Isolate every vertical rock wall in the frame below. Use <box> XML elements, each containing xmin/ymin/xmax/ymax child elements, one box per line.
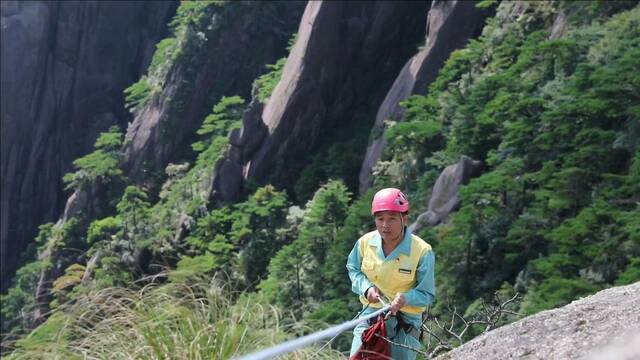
<box><xmin>359</xmin><ymin>0</ymin><xmax>492</xmax><ymax>192</ymax></box>
<box><xmin>0</xmin><ymin>1</ymin><xmax>176</xmax><ymax>291</ymax></box>
<box><xmin>16</xmin><ymin>1</ymin><xmax>306</xmax><ymax>322</ymax></box>
<box><xmin>122</xmin><ymin>1</ymin><xmax>307</xmax><ymax>183</ymax></box>
<box><xmin>213</xmin><ymin>0</ymin><xmax>431</xmax><ymax>202</ymax></box>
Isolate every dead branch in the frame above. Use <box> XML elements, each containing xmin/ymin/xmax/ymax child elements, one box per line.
<box><xmin>420</xmin><ymin>291</ymin><xmax>522</xmax><ymax>358</ymax></box>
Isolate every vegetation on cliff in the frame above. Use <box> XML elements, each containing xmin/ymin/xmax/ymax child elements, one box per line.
<box><xmin>2</xmin><ymin>1</ymin><xmax>639</xmax><ymax>358</ymax></box>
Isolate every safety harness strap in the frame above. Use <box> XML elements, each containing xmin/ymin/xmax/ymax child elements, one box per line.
<box><xmin>394</xmin><ymin>314</ymin><xmax>422</xmax><ymax>341</ymax></box>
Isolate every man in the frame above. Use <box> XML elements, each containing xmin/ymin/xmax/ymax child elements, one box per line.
<box><xmin>347</xmin><ymin>188</ymin><xmax>436</xmax><ymax>359</ymax></box>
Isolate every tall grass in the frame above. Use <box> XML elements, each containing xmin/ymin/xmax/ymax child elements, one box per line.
<box><xmin>8</xmin><ymin>276</ymin><xmax>344</xmax><ymax>359</ymax></box>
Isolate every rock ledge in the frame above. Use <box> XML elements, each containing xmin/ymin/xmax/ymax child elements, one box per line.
<box><xmin>438</xmin><ymin>282</ymin><xmax>640</xmax><ymax>360</ymax></box>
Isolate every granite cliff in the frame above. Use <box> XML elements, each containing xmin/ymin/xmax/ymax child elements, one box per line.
<box><xmin>438</xmin><ymin>282</ymin><xmax>640</xmax><ymax>360</ymax></box>
<box><xmin>213</xmin><ymin>0</ymin><xmax>432</xmax><ymax>202</ymax></box>
<box><xmin>0</xmin><ymin>0</ymin><xmax>176</xmax><ymax>291</ymax></box>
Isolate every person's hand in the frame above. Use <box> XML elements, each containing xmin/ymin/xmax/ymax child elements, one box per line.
<box><xmin>389</xmin><ymin>293</ymin><xmax>406</xmax><ymax>315</ymax></box>
<box><xmin>366</xmin><ymin>286</ymin><xmax>381</xmax><ymax>304</ymax></box>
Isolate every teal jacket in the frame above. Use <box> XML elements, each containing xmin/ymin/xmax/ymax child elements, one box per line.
<box><xmin>346</xmin><ymin>229</ymin><xmax>436</xmax><ymax>316</ymax></box>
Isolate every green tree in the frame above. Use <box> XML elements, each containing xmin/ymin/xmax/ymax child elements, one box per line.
<box><xmin>93</xmin><ymin>256</ymin><xmax>132</xmax><ymax>289</ymax></box>
<box><xmin>1</xmin><ymin>260</ymin><xmax>50</xmax><ymax>340</ymax></box>
<box><xmin>191</xmin><ymin>96</ymin><xmax>245</xmax><ymax>153</ymax></box>
<box><xmin>259</xmin><ymin>241</ymin><xmax>306</xmax><ymax>309</ymax></box>
<box><xmin>62</xmin><ymin>126</ymin><xmax>124</xmax><ymax>191</ymax></box>
<box><xmin>298</xmin><ymin>181</ymin><xmax>352</xmax><ymax>300</ymax></box>
<box><xmin>235</xmin><ymin>185</ymin><xmax>289</xmax><ymax>287</ymax></box>
<box><xmin>51</xmin><ymin>264</ymin><xmax>86</xmax><ymax>306</ymax></box>
<box><xmin>116</xmin><ymin>186</ymin><xmax>150</xmax><ymax>238</ymax></box>
<box><xmin>260</xmin><ymin>180</ymin><xmax>352</xmax><ymax>312</ymax></box>
<box><xmin>86</xmin><ymin>216</ymin><xmax>123</xmax><ymax>246</ymax></box>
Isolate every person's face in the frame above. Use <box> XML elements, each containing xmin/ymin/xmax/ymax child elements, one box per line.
<box><xmin>374</xmin><ymin>211</ymin><xmax>406</xmax><ymax>242</ymax></box>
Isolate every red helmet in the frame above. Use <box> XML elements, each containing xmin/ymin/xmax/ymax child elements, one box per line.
<box><xmin>371</xmin><ymin>188</ymin><xmax>409</xmax><ymax>215</ymax></box>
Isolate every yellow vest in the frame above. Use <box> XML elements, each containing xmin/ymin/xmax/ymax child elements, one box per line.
<box><xmin>358</xmin><ymin>230</ymin><xmax>432</xmax><ymax>314</ymax></box>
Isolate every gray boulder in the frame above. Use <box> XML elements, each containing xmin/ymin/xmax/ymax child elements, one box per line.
<box><xmin>586</xmin><ymin>331</ymin><xmax>640</xmax><ymax>360</ymax></box>
<box><xmin>172</xmin><ymin>213</ymin><xmax>195</xmax><ymax>245</ymax></box>
<box><xmin>410</xmin><ymin>156</ymin><xmax>482</xmax><ymax>233</ymax></box>
<box><xmin>437</xmin><ymin>282</ymin><xmax>640</xmax><ymax>360</ymax></box>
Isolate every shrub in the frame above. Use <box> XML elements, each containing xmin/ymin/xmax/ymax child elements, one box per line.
<box><xmin>62</xmin><ymin>126</ymin><xmax>123</xmax><ymax>191</ymax></box>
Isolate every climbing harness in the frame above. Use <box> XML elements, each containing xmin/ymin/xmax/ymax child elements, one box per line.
<box><xmin>392</xmin><ymin>313</ymin><xmax>421</xmax><ymax>341</ymax></box>
<box><xmin>350</xmin><ymin>313</ymin><xmax>391</xmax><ymax>360</ymax></box>
<box><xmin>350</xmin><ymin>296</ymin><xmax>393</xmax><ymax>359</ymax></box>
<box><xmin>377</xmin><ymin>295</ymin><xmax>421</xmax><ymax>346</ymax></box>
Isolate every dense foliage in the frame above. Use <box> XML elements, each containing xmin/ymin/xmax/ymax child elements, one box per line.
<box><xmin>381</xmin><ymin>1</ymin><xmax>639</xmax><ymax>320</ymax></box>
<box><xmin>260</xmin><ymin>181</ymin><xmax>352</xmax><ymax>314</ymax></box>
<box><xmin>124</xmin><ymin>1</ymin><xmax>226</xmax><ymax>113</ymax></box>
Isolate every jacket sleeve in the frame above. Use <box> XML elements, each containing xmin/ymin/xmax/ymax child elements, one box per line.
<box><xmin>346</xmin><ymin>239</ymin><xmax>374</xmax><ymax>297</ymax></box>
<box><xmin>403</xmin><ymin>249</ymin><xmax>436</xmax><ymax>307</ymax></box>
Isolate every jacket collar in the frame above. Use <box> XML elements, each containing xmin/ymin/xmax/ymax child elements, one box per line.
<box><xmin>371</xmin><ymin>229</ymin><xmax>412</xmax><ymax>256</ymax></box>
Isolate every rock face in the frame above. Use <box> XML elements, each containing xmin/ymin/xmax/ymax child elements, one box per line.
<box><xmin>0</xmin><ymin>0</ymin><xmax>176</xmax><ymax>291</ymax></box>
<box><xmin>22</xmin><ymin>1</ymin><xmax>306</xmax><ymax>322</ymax></box>
<box><xmin>213</xmin><ymin>0</ymin><xmax>431</xmax><ymax>203</ymax></box>
<box><xmin>437</xmin><ymin>281</ymin><xmax>640</xmax><ymax>360</ymax></box>
<box><xmin>123</xmin><ymin>1</ymin><xmax>306</xmax><ymax>182</ymax></box>
<box><xmin>359</xmin><ymin>0</ymin><xmax>492</xmax><ymax>193</ymax></box>
<box><xmin>586</xmin><ymin>331</ymin><xmax>640</xmax><ymax>360</ymax></box>
<box><xmin>410</xmin><ymin>156</ymin><xmax>483</xmax><ymax>233</ymax></box>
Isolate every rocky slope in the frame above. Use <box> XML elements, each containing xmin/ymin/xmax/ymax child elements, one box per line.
<box><xmin>359</xmin><ymin>0</ymin><xmax>491</xmax><ymax>193</ymax></box>
<box><xmin>122</xmin><ymin>1</ymin><xmax>306</xmax><ymax>182</ymax></box>
<box><xmin>438</xmin><ymin>282</ymin><xmax>640</xmax><ymax>360</ymax></box>
<box><xmin>25</xmin><ymin>0</ymin><xmax>307</xmax><ymax>324</ymax></box>
<box><xmin>0</xmin><ymin>0</ymin><xmax>176</xmax><ymax>291</ymax></box>
<box><xmin>212</xmin><ymin>0</ymin><xmax>431</xmax><ymax>202</ymax></box>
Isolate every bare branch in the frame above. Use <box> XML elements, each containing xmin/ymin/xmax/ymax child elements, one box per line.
<box><xmin>429</xmin><ymin>344</ymin><xmax>453</xmax><ymax>358</ymax></box>
<box><xmin>421</xmin><ymin>323</ymin><xmax>447</xmax><ymax>346</ymax></box>
<box><xmin>501</xmin><ymin>310</ymin><xmax>523</xmax><ymax>316</ymax></box>
<box><xmin>450</xmin><ymin>306</ymin><xmax>457</xmax><ymax>331</ymax></box>
<box><xmin>417</xmin><ymin>292</ymin><xmax>522</xmax><ymax>358</ymax></box>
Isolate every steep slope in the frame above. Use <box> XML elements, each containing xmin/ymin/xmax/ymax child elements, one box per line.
<box><xmin>212</xmin><ymin>0</ymin><xmax>430</xmax><ymax>202</ymax></box>
<box><xmin>437</xmin><ymin>281</ymin><xmax>640</xmax><ymax>360</ymax></box>
<box><xmin>359</xmin><ymin>0</ymin><xmax>491</xmax><ymax>192</ymax></box>
<box><xmin>0</xmin><ymin>0</ymin><xmax>176</xmax><ymax>291</ymax></box>
<box><xmin>19</xmin><ymin>0</ymin><xmax>306</xmax><ymax>328</ymax></box>
<box><xmin>3</xmin><ymin>1</ymin><xmax>639</xmax><ymax>358</ymax></box>
<box><xmin>122</xmin><ymin>1</ymin><xmax>306</xmax><ymax>183</ymax></box>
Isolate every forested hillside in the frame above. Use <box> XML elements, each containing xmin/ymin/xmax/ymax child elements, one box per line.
<box><xmin>1</xmin><ymin>1</ymin><xmax>638</xmax><ymax>358</ymax></box>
